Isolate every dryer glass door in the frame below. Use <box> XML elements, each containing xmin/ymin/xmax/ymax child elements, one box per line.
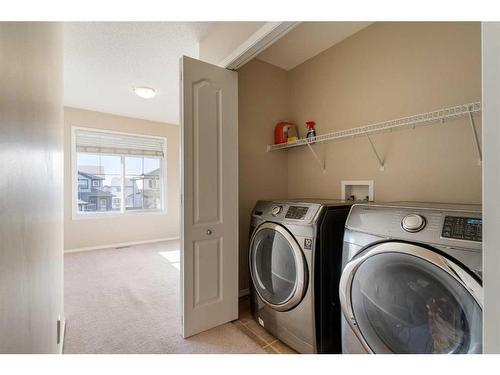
<box><xmin>250</xmin><ymin>223</ymin><xmax>307</xmax><ymax>312</ymax></box>
<box><xmin>341</xmin><ymin>242</ymin><xmax>482</xmax><ymax>354</ymax></box>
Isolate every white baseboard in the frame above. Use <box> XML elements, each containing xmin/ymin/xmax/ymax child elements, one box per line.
<box><xmin>239</xmin><ymin>288</ymin><xmax>250</xmax><ymax>298</ymax></box>
<box><xmin>64</xmin><ymin>237</ymin><xmax>180</xmax><ymax>254</ymax></box>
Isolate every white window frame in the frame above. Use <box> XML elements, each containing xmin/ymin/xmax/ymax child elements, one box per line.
<box><xmin>71</xmin><ymin>126</ymin><xmax>167</xmax><ymax>220</ymax></box>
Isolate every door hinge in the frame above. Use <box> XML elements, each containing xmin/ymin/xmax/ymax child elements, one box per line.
<box><xmin>57</xmin><ymin>316</ymin><xmax>62</xmax><ymax>345</ymax></box>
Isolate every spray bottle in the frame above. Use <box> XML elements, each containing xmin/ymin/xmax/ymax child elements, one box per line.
<box><xmin>306</xmin><ymin>121</ymin><xmax>316</xmax><ymax>143</ymax></box>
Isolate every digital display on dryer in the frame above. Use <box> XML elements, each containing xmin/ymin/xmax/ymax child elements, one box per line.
<box><xmin>442</xmin><ymin>216</ymin><xmax>482</xmax><ymax>242</ymax></box>
<box><xmin>285</xmin><ymin>206</ymin><xmax>309</xmax><ymax>220</ymax></box>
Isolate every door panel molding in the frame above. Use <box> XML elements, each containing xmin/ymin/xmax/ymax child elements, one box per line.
<box><xmin>194</xmin><ymin>238</ymin><xmax>223</xmax><ymax>307</ymax></box>
<box><xmin>192</xmin><ymin>79</ymin><xmax>222</xmax><ymax>225</ymax></box>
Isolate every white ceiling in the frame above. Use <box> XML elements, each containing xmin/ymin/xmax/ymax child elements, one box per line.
<box><xmin>64</xmin><ymin>22</ymin><xmax>213</xmax><ymax>124</ymax></box>
<box><xmin>64</xmin><ymin>22</ymin><xmax>371</xmax><ymax>124</ymax></box>
<box><xmin>257</xmin><ymin>22</ymin><xmax>372</xmax><ymax>71</ymax></box>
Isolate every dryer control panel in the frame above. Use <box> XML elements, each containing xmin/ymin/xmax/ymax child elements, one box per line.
<box><xmin>285</xmin><ymin>206</ymin><xmax>309</xmax><ymax>220</ymax></box>
<box><xmin>251</xmin><ymin>201</ymin><xmax>324</xmax><ymax>224</ymax></box>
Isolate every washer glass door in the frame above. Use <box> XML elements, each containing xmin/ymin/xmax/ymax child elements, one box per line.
<box><xmin>343</xmin><ymin>244</ymin><xmax>482</xmax><ymax>354</ymax></box>
<box><xmin>250</xmin><ymin>223</ymin><xmax>307</xmax><ymax>311</ymax></box>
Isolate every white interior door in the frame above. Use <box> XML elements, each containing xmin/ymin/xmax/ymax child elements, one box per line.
<box><xmin>180</xmin><ymin>56</ymin><xmax>238</xmax><ymax>338</ymax></box>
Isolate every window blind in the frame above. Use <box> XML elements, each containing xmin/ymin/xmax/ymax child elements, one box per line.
<box><xmin>75</xmin><ymin>129</ymin><xmax>165</xmax><ymax>157</ymax></box>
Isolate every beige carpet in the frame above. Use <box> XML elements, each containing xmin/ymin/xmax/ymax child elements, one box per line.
<box><xmin>64</xmin><ymin>240</ymin><xmax>265</xmax><ymax>354</ymax></box>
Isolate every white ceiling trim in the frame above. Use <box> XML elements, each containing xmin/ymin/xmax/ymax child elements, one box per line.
<box><xmin>220</xmin><ymin>22</ymin><xmax>300</xmax><ymax>70</ymax></box>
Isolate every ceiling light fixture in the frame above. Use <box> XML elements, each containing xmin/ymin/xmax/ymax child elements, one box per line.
<box><xmin>133</xmin><ymin>86</ymin><xmax>157</xmax><ymax>99</ymax></box>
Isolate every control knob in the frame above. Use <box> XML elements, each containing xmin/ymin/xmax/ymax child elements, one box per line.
<box><xmin>271</xmin><ymin>205</ymin><xmax>282</xmax><ymax>217</ymax></box>
<box><xmin>401</xmin><ymin>214</ymin><xmax>426</xmax><ymax>233</ymax></box>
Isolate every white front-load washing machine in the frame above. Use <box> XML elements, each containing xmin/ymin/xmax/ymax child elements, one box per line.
<box><xmin>249</xmin><ymin>199</ymin><xmax>352</xmax><ymax>353</ymax></box>
<box><xmin>339</xmin><ymin>202</ymin><xmax>483</xmax><ymax>354</ymax></box>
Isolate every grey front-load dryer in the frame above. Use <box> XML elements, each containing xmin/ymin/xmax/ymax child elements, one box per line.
<box><xmin>249</xmin><ymin>199</ymin><xmax>351</xmax><ymax>354</ymax></box>
<box><xmin>339</xmin><ymin>202</ymin><xmax>483</xmax><ymax>354</ymax></box>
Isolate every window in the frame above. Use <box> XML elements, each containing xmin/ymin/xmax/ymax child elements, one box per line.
<box><xmin>125</xmin><ymin>156</ymin><xmax>162</xmax><ymax>211</ymax></box>
<box><xmin>148</xmin><ymin>179</ymin><xmax>159</xmax><ymax>189</ymax></box>
<box><xmin>73</xmin><ymin>128</ymin><xmax>166</xmax><ymax>216</ymax></box>
<box><xmin>78</xmin><ymin>178</ymin><xmax>89</xmax><ymax>189</ymax></box>
<box><xmin>76</xmin><ymin>153</ymin><xmax>121</xmax><ymax>214</ymax></box>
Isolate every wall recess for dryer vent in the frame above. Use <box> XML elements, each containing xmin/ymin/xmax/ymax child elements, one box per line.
<box><xmin>341</xmin><ymin>180</ymin><xmax>374</xmax><ymax>202</ymax></box>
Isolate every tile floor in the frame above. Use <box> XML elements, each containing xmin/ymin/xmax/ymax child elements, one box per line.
<box><xmin>233</xmin><ymin>296</ymin><xmax>297</xmax><ymax>354</ymax></box>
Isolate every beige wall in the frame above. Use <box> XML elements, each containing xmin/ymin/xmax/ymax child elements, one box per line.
<box><xmin>200</xmin><ymin>22</ymin><xmax>267</xmax><ymax>65</ymax></box>
<box><xmin>1</xmin><ymin>23</ymin><xmax>63</xmax><ymax>353</ymax></box>
<box><xmin>64</xmin><ymin>107</ymin><xmax>180</xmax><ymax>251</ymax></box>
<box><xmin>238</xmin><ymin>59</ymin><xmax>289</xmax><ymax>291</ymax></box>
<box><xmin>238</xmin><ymin>22</ymin><xmax>482</xmax><ymax>291</ymax></box>
<box><xmin>287</xmin><ymin>22</ymin><xmax>482</xmax><ymax>203</ymax></box>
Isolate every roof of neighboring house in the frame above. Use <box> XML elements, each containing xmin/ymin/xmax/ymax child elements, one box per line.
<box><xmin>77</xmin><ymin>199</ymin><xmax>88</xmax><ymax>205</ymax></box>
<box><xmin>79</xmin><ymin>189</ymin><xmax>115</xmax><ymax>201</ymax></box>
<box><xmin>78</xmin><ymin>171</ymin><xmax>105</xmax><ymax>180</ymax></box>
<box><xmin>130</xmin><ymin>168</ymin><xmax>161</xmax><ymax>181</ymax></box>
<box><xmin>147</xmin><ymin>168</ymin><xmax>160</xmax><ymax>176</ymax></box>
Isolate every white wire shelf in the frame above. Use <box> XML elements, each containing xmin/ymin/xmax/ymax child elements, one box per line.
<box><xmin>267</xmin><ymin>102</ymin><xmax>481</xmax><ymax>152</ymax></box>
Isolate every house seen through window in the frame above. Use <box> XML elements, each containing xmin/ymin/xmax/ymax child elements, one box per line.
<box><xmin>74</xmin><ymin>128</ymin><xmax>165</xmax><ymax>215</ymax></box>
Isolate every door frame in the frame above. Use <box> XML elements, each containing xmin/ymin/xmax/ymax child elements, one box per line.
<box><xmin>482</xmin><ymin>21</ymin><xmax>500</xmax><ymax>354</ymax></box>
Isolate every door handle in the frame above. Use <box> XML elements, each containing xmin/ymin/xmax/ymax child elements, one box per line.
<box><xmin>206</xmin><ymin>229</ymin><xmax>213</xmax><ymax>236</ymax></box>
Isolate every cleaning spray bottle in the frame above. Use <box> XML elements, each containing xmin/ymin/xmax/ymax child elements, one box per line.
<box><xmin>306</xmin><ymin>121</ymin><xmax>316</xmax><ymax>143</ymax></box>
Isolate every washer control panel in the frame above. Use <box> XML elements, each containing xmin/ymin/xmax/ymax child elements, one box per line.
<box><xmin>346</xmin><ymin>204</ymin><xmax>482</xmax><ymax>251</ymax></box>
<box><xmin>285</xmin><ymin>206</ymin><xmax>309</xmax><ymax>220</ymax></box>
<box><xmin>442</xmin><ymin>216</ymin><xmax>482</xmax><ymax>242</ymax></box>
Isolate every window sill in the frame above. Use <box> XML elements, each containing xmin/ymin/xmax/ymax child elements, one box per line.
<box><xmin>72</xmin><ymin>209</ymin><xmax>167</xmax><ymax>220</ymax></box>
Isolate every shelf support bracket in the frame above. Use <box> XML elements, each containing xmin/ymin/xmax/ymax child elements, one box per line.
<box><xmin>306</xmin><ymin>143</ymin><xmax>326</xmax><ymax>173</ymax></box>
<box><xmin>468</xmin><ymin>112</ymin><xmax>483</xmax><ymax>166</ymax></box>
<box><xmin>366</xmin><ymin>134</ymin><xmax>385</xmax><ymax>171</ymax></box>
